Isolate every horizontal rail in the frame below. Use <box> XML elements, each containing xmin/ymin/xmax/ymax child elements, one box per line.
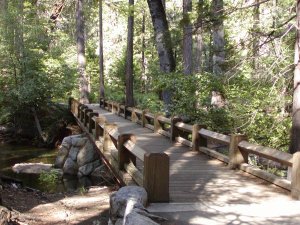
<box><xmin>157</xmin><ymin>115</ymin><xmax>171</xmax><ymax>124</ymax></box>
<box><xmin>145</xmin><ymin>113</ymin><xmax>154</xmax><ymax>120</ymax></box>
<box><xmin>123</xmin><ymin>139</ymin><xmax>146</xmax><ymax>161</ymax></box>
<box><xmin>238</xmin><ymin>141</ymin><xmax>293</xmax><ymax>167</ymax></box>
<box><xmin>175</xmin><ymin>122</ymin><xmax>193</xmax><ymax>133</ymax></box>
<box><xmin>199</xmin><ymin>129</ymin><xmax>230</xmax><ymax>145</ymax></box>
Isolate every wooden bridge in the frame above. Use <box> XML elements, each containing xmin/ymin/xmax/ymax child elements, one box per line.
<box><xmin>69</xmin><ymin>98</ymin><xmax>300</xmax><ymax>204</ymax></box>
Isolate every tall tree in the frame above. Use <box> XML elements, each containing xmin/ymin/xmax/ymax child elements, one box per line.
<box><xmin>76</xmin><ymin>0</ymin><xmax>89</xmax><ymax>104</ymax></box>
<box><xmin>99</xmin><ymin>0</ymin><xmax>105</xmax><ymax>101</ymax></box>
<box><xmin>125</xmin><ymin>0</ymin><xmax>134</xmax><ymax>106</ymax></box>
<box><xmin>289</xmin><ymin>0</ymin><xmax>300</xmax><ymax>154</ymax></box>
<box><xmin>146</xmin><ymin>0</ymin><xmax>176</xmax><ymax>111</ymax></box>
<box><xmin>252</xmin><ymin>0</ymin><xmax>260</xmax><ymax>77</ymax></box>
<box><xmin>183</xmin><ymin>0</ymin><xmax>193</xmax><ymax>75</ymax></box>
<box><xmin>211</xmin><ymin>0</ymin><xmax>225</xmax><ymax>75</ymax></box>
<box><xmin>194</xmin><ymin>0</ymin><xmax>204</xmax><ymax>73</ymax></box>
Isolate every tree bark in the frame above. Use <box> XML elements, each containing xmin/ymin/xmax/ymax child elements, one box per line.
<box><xmin>252</xmin><ymin>0</ymin><xmax>260</xmax><ymax>77</ymax></box>
<box><xmin>125</xmin><ymin>0</ymin><xmax>134</xmax><ymax>106</ymax></box>
<box><xmin>76</xmin><ymin>0</ymin><xmax>89</xmax><ymax>104</ymax></box>
<box><xmin>183</xmin><ymin>0</ymin><xmax>193</xmax><ymax>75</ymax></box>
<box><xmin>289</xmin><ymin>0</ymin><xmax>300</xmax><ymax>154</ymax></box>
<box><xmin>194</xmin><ymin>0</ymin><xmax>203</xmax><ymax>73</ymax></box>
<box><xmin>146</xmin><ymin>0</ymin><xmax>176</xmax><ymax>111</ymax></box>
<box><xmin>211</xmin><ymin>0</ymin><xmax>225</xmax><ymax>76</ymax></box>
<box><xmin>99</xmin><ymin>0</ymin><xmax>105</xmax><ymax>100</ymax></box>
<box><xmin>141</xmin><ymin>10</ymin><xmax>147</xmax><ymax>92</ymax></box>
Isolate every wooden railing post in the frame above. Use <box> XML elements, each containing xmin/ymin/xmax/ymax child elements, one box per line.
<box><xmin>80</xmin><ymin>105</ymin><xmax>88</xmax><ymax>122</ymax></box>
<box><xmin>103</xmin><ymin>123</ymin><xmax>118</xmax><ymax>153</ymax></box>
<box><xmin>154</xmin><ymin>113</ymin><xmax>163</xmax><ymax>133</ymax></box>
<box><xmin>228</xmin><ymin>134</ymin><xmax>248</xmax><ymax>169</ymax></box>
<box><xmin>192</xmin><ymin>124</ymin><xmax>201</xmax><ymax>151</ymax></box>
<box><xmin>117</xmin><ymin>134</ymin><xmax>137</xmax><ymax>170</ymax></box>
<box><xmin>142</xmin><ymin>110</ymin><xmax>148</xmax><ymax>127</ymax></box>
<box><xmin>144</xmin><ymin>153</ymin><xmax>169</xmax><ymax>202</ymax></box>
<box><xmin>95</xmin><ymin>116</ymin><xmax>106</xmax><ymax>140</ymax></box>
<box><xmin>292</xmin><ymin>152</ymin><xmax>300</xmax><ymax>199</ymax></box>
<box><xmin>84</xmin><ymin>109</ymin><xmax>93</xmax><ymax>126</ymax></box>
<box><xmin>170</xmin><ymin>117</ymin><xmax>182</xmax><ymax>141</ymax></box>
<box><xmin>116</xmin><ymin>103</ymin><xmax>121</xmax><ymax>116</ymax></box>
<box><xmin>131</xmin><ymin>108</ymin><xmax>138</xmax><ymax>123</ymax></box>
<box><xmin>88</xmin><ymin>112</ymin><xmax>99</xmax><ymax>133</ymax></box>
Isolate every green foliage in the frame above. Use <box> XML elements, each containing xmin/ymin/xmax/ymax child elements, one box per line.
<box><xmin>38</xmin><ymin>169</ymin><xmax>60</xmax><ymax>192</ymax></box>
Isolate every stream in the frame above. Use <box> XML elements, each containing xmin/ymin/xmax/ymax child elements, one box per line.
<box><xmin>0</xmin><ymin>144</ymin><xmax>103</xmax><ymax>192</ymax></box>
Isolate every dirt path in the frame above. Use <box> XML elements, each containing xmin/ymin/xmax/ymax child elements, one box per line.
<box><xmin>1</xmin><ymin>184</ymin><xmax>116</xmax><ymax>225</ymax></box>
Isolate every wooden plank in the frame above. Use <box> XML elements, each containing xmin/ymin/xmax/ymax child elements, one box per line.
<box><xmin>199</xmin><ymin>129</ymin><xmax>230</xmax><ymax>145</ymax></box>
<box><xmin>175</xmin><ymin>122</ymin><xmax>193</xmax><ymax>133</ymax></box>
<box><xmin>124</xmin><ymin>161</ymin><xmax>143</xmax><ymax>186</ymax></box>
<box><xmin>175</xmin><ymin>136</ymin><xmax>192</xmax><ymax>148</ymax></box>
<box><xmin>239</xmin><ymin>163</ymin><xmax>291</xmax><ymax>191</ymax></box>
<box><xmin>145</xmin><ymin>124</ymin><xmax>154</xmax><ymax>130</ymax></box>
<box><xmin>123</xmin><ymin>139</ymin><xmax>146</xmax><ymax>161</ymax></box>
<box><xmin>238</xmin><ymin>141</ymin><xmax>293</xmax><ymax>167</ymax></box>
<box><xmin>145</xmin><ymin>113</ymin><xmax>154</xmax><ymax>119</ymax></box>
<box><xmin>157</xmin><ymin>115</ymin><xmax>171</xmax><ymax>124</ymax></box>
<box><xmin>199</xmin><ymin>147</ymin><xmax>229</xmax><ymax>163</ymax></box>
<box><xmin>158</xmin><ymin>129</ymin><xmax>171</xmax><ymax>138</ymax></box>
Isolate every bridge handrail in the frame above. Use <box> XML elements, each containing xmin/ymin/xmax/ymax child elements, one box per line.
<box><xmin>94</xmin><ymin>97</ymin><xmax>300</xmax><ymax>198</ymax></box>
<box><xmin>70</xmin><ymin>98</ymin><xmax>169</xmax><ymax>202</ymax></box>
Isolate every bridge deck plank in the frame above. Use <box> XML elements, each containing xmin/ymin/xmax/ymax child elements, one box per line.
<box><xmin>87</xmin><ymin>104</ymin><xmax>290</xmax><ymax>203</ymax></box>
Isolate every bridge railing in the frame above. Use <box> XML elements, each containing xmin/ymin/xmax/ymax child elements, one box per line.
<box><xmin>70</xmin><ymin>98</ymin><xmax>169</xmax><ymax>202</ymax></box>
<box><xmin>96</xmin><ymin>97</ymin><xmax>300</xmax><ymax>200</ymax></box>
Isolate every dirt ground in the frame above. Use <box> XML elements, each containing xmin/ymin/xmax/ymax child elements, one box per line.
<box><xmin>1</xmin><ymin>183</ymin><xmax>117</xmax><ymax>225</ymax></box>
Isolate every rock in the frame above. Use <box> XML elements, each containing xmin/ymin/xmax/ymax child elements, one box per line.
<box><xmin>12</xmin><ymin>163</ymin><xmax>53</xmax><ymax>174</ymax></box>
<box><xmin>61</xmin><ymin>136</ymin><xmax>72</xmax><ymax>149</ymax></box>
<box><xmin>78</xmin><ymin>160</ymin><xmax>101</xmax><ymax>177</ymax></box>
<box><xmin>54</xmin><ymin>146</ymin><xmax>69</xmax><ymax>168</ymax></box>
<box><xmin>68</xmin><ymin>146</ymin><xmax>80</xmax><ymax>161</ymax></box>
<box><xmin>72</xmin><ymin>136</ymin><xmax>87</xmax><ymax>147</ymax></box>
<box><xmin>63</xmin><ymin>158</ymin><xmax>78</xmax><ymax>175</ymax></box>
<box><xmin>91</xmin><ymin>165</ymin><xmax>106</xmax><ymax>178</ymax></box>
<box><xmin>77</xmin><ymin>141</ymin><xmax>97</xmax><ymax>167</ymax></box>
<box><xmin>110</xmin><ymin>186</ymin><xmax>147</xmax><ymax>224</ymax></box>
<box><xmin>125</xmin><ymin>211</ymin><xmax>159</xmax><ymax>225</ymax></box>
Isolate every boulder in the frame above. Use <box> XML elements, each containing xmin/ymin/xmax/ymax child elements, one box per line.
<box><xmin>125</xmin><ymin>211</ymin><xmax>159</xmax><ymax>225</ymax></box>
<box><xmin>77</xmin><ymin>141</ymin><xmax>97</xmax><ymax>167</ymax></box>
<box><xmin>54</xmin><ymin>146</ymin><xmax>69</xmax><ymax>168</ymax></box>
<box><xmin>61</xmin><ymin>136</ymin><xmax>72</xmax><ymax>149</ymax></box>
<box><xmin>71</xmin><ymin>136</ymin><xmax>87</xmax><ymax>147</ymax></box>
<box><xmin>63</xmin><ymin>158</ymin><xmax>78</xmax><ymax>175</ymax></box>
<box><xmin>78</xmin><ymin>160</ymin><xmax>101</xmax><ymax>177</ymax></box>
<box><xmin>68</xmin><ymin>146</ymin><xmax>80</xmax><ymax>161</ymax></box>
<box><xmin>110</xmin><ymin>186</ymin><xmax>147</xmax><ymax>224</ymax></box>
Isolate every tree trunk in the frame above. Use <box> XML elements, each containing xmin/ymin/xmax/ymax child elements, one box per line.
<box><xmin>194</xmin><ymin>0</ymin><xmax>203</xmax><ymax>73</ymax></box>
<box><xmin>252</xmin><ymin>0</ymin><xmax>260</xmax><ymax>78</ymax></box>
<box><xmin>289</xmin><ymin>0</ymin><xmax>300</xmax><ymax>154</ymax></box>
<box><xmin>99</xmin><ymin>0</ymin><xmax>105</xmax><ymax>100</ymax></box>
<box><xmin>76</xmin><ymin>0</ymin><xmax>89</xmax><ymax>104</ymax></box>
<box><xmin>141</xmin><ymin>10</ymin><xmax>147</xmax><ymax>93</ymax></box>
<box><xmin>211</xmin><ymin>0</ymin><xmax>225</xmax><ymax>76</ymax></box>
<box><xmin>146</xmin><ymin>0</ymin><xmax>176</xmax><ymax>111</ymax></box>
<box><xmin>183</xmin><ymin>0</ymin><xmax>193</xmax><ymax>75</ymax></box>
<box><xmin>125</xmin><ymin>0</ymin><xmax>134</xmax><ymax>106</ymax></box>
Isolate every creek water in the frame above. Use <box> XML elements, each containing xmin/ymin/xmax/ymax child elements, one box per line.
<box><xmin>0</xmin><ymin>144</ymin><xmax>103</xmax><ymax>192</ymax></box>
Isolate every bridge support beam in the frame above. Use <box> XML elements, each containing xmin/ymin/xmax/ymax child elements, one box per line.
<box><xmin>292</xmin><ymin>152</ymin><xmax>300</xmax><ymax>199</ymax></box>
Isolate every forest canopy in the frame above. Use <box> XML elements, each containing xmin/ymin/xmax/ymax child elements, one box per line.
<box><xmin>0</xmin><ymin>0</ymin><xmax>297</xmax><ymax>152</ymax></box>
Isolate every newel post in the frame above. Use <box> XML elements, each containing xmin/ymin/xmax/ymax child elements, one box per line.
<box><xmin>117</xmin><ymin>134</ymin><xmax>137</xmax><ymax>170</ymax></box>
<box><xmin>228</xmin><ymin>134</ymin><xmax>248</xmax><ymax>169</ymax></box>
<box><xmin>88</xmin><ymin>112</ymin><xmax>99</xmax><ymax>133</ymax></box>
<box><xmin>95</xmin><ymin>116</ymin><xmax>106</xmax><ymax>140</ymax></box>
<box><xmin>192</xmin><ymin>124</ymin><xmax>207</xmax><ymax>151</ymax></box>
<box><xmin>144</xmin><ymin>153</ymin><xmax>169</xmax><ymax>202</ymax></box>
<box><xmin>131</xmin><ymin>109</ymin><xmax>138</xmax><ymax>123</ymax></box>
<box><xmin>103</xmin><ymin>123</ymin><xmax>118</xmax><ymax>153</ymax></box>
<box><xmin>291</xmin><ymin>152</ymin><xmax>300</xmax><ymax>199</ymax></box>
<box><xmin>170</xmin><ymin>117</ymin><xmax>182</xmax><ymax>141</ymax></box>
<box><xmin>142</xmin><ymin>110</ymin><xmax>148</xmax><ymax>127</ymax></box>
<box><xmin>84</xmin><ymin>108</ymin><xmax>93</xmax><ymax>126</ymax></box>
<box><xmin>154</xmin><ymin>113</ymin><xmax>163</xmax><ymax>133</ymax></box>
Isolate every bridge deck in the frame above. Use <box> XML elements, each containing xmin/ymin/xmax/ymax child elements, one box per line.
<box><xmin>87</xmin><ymin>104</ymin><xmax>291</xmax><ymax>204</ymax></box>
